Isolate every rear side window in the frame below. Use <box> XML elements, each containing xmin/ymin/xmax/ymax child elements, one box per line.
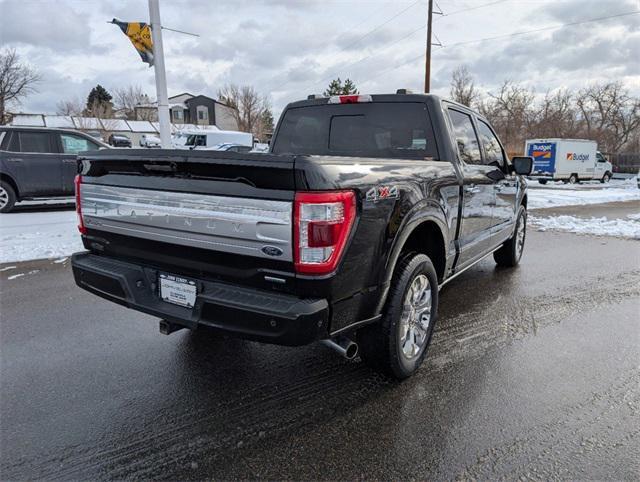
<box><xmin>273</xmin><ymin>102</ymin><xmax>438</xmax><ymax>159</ymax></box>
<box><xmin>447</xmin><ymin>109</ymin><xmax>481</xmax><ymax>165</ymax></box>
<box><xmin>5</xmin><ymin>132</ymin><xmax>20</xmax><ymax>152</ymax></box>
<box><xmin>19</xmin><ymin>132</ymin><xmax>55</xmax><ymax>153</ymax></box>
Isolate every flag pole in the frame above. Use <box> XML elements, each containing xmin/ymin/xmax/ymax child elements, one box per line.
<box><xmin>148</xmin><ymin>0</ymin><xmax>171</xmax><ymax>148</ymax></box>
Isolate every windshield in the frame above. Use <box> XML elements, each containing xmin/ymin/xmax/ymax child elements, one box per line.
<box><xmin>272</xmin><ymin>102</ymin><xmax>437</xmax><ymax>159</ymax></box>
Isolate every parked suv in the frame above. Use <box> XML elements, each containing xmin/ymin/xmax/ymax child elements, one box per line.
<box><xmin>0</xmin><ymin>126</ymin><xmax>107</xmax><ymax>212</ymax></box>
<box><xmin>71</xmin><ymin>93</ymin><xmax>532</xmax><ymax>379</ymax></box>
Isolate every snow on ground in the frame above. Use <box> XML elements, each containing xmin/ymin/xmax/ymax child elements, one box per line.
<box><xmin>529</xmin><ymin>213</ymin><xmax>640</xmax><ymax>239</ymax></box>
<box><xmin>528</xmin><ymin>178</ymin><xmax>640</xmax><ymax>209</ymax></box>
<box><xmin>0</xmin><ymin>210</ymin><xmax>82</xmax><ymax>263</ymax></box>
<box><xmin>0</xmin><ymin>179</ymin><xmax>638</xmax><ymax>264</ymax></box>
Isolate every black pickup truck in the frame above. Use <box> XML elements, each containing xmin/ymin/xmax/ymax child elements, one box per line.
<box><xmin>71</xmin><ymin>93</ymin><xmax>532</xmax><ymax>379</ymax></box>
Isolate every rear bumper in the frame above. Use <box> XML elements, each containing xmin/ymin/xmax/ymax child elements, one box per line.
<box><xmin>71</xmin><ymin>252</ymin><xmax>329</xmax><ymax>346</ymax></box>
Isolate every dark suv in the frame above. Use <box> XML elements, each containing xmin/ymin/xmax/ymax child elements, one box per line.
<box><xmin>0</xmin><ymin>126</ymin><xmax>108</xmax><ymax>212</ymax></box>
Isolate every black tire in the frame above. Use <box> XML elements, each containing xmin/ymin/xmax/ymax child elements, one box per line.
<box><xmin>538</xmin><ymin>179</ymin><xmax>548</xmax><ymax>185</ymax></box>
<box><xmin>568</xmin><ymin>174</ymin><xmax>578</xmax><ymax>184</ymax></box>
<box><xmin>358</xmin><ymin>253</ymin><xmax>438</xmax><ymax>379</ymax></box>
<box><xmin>494</xmin><ymin>205</ymin><xmax>527</xmax><ymax>267</ymax></box>
<box><xmin>0</xmin><ymin>181</ymin><xmax>17</xmax><ymax>213</ymax></box>
<box><xmin>600</xmin><ymin>172</ymin><xmax>611</xmax><ymax>183</ymax></box>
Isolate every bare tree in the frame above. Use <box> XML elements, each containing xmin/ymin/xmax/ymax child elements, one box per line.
<box><xmin>218</xmin><ymin>84</ymin><xmax>271</xmax><ymax>138</ymax></box>
<box><xmin>576</xmin><ymin>82</ymin><xmax>640</xmax><ymax>152</ymax></box>
<box><xmin>0</xmin><ymin>48</ymin><xmax>41</xmax><ymax>124</ymax></box>
<box><xmin>56</xmin><ymin>97</ymin><xmax>84</xmax><ymax>116</ymax></box>
<box><xmin>479</xmin><ymin>80</ymin><xmax>536</xmax><ymax>153</ymax></box>
<box><xmin>531</xmin><ymin>89</ymin><xmax>578</xmax><ymax>139</ymax></box>
<box><xmin>449</xmin><ymin>65</ymin><xmax>479</xmax><ymax>107</ymax></box>
<box><xmin>113</xmin><ymin>85</ymin><xmax>152</xmax><ymax>120</ymax></box>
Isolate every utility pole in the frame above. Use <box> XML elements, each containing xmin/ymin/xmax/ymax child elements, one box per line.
<box><xmin>148</xmin><ymin>0</ymin><xmax>171</xmax><ymax>148</ymax></box>
<box><xmin>424</xmin><ymin>0</ymin><xmax>433</xmax><ymax>93</ymax></box>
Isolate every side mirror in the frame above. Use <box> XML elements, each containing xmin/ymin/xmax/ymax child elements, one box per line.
<box><xmin>512</xmin><ymin>156</ymin><xmax>533</xmax><ymax>176</ymax></box>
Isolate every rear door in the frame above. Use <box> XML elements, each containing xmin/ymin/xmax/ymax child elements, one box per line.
<box><xmin>58</xmin><ymin>132</ymin><xmax>101</xmax><ymax>194</ymax></box>
<box><xmin>6</xmin><ymin>130</ymin><xmax>63</xmax><ymax>196</ymax></box>
<box><xmin>528</xmin><ymin>140</ymin><xmax>557</xmax><ymax>176</ymax></box>
<box><xmin>446</xmin><ymin>108</ymin><xmax>496</xmax><ymax>268</ymax></box>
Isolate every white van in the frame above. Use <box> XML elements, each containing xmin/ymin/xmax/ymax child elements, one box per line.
<box><xmin>525</xmin><ymin>138</ymin><xmax>613</xmax><ymax>184</ymax></box>
<box><xmin>181</xmin><ymin>130</ymin><xmax>253</xmax><ymax>150</ymax></box>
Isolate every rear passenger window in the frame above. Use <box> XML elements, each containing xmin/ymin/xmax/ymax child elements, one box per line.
<box><xmin>477</xmin><ymin>120</ymin><xmax>505</xmax><ymax>168</ymax></box>
<box><xmin>19</xmin><ymin>132</ymin><xmax>54</xmax><ymax>153</ymax></box>
<box><xmin>447</xmin><ymin>110</ymin><xmax>481</xmax><ymax>165</ymax></box>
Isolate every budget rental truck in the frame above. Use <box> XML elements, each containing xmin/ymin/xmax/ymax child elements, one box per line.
<box><xmin>525</xmin><ymin>138</ymin><xmax>612</xmax><ymax>184</ymax></box>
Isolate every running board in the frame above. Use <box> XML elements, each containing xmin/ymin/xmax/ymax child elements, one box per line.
<box><xmin>438</xmin><ymin>246</ymin><xmax>500</xmax><ymax>290</ymax></box>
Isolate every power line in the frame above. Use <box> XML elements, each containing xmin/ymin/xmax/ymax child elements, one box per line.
<box><xmin>361</xmin><ymin>9</ymin><xmax>640</xmax><ymax>87</ymax></box>
<box><xmin>338</xmin><ymin>0</ymin><xmax>424</xmax><ymax>52</ymax></box>
<box><xmin>272</xmin><ymin>0</ymin><xmax>425</xmax><ymax>94</ymax></box>
<box><xmin>442</xmin><ymin>10</ymin><xmax>640</xmax><ymax>48</ymax></box>
<box><xmin>304</xmin><ymin>24</ymin><xmax>427</xmax><ymax>93</ymax></box>
<box><xmin>437</xmin><ymin>0</ymin><xmax>510</xmax><ymax>19</ymax></box>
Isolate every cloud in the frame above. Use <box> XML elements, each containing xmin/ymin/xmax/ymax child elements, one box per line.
<box><xmin>0</xmin><ymin>0</ymin><xmax>637</xmax><ymax>119</ymax></box>
<box><xmin>0</xmin><ymin>0</ymin><xmax>93</xmax><ymax>52</ymax></box>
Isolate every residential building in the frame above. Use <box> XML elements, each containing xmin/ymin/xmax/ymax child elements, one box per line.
<box><xmin>135</xmin><ymin>93</ymin><xmax>239</xmax><ymax>131</ymax></box>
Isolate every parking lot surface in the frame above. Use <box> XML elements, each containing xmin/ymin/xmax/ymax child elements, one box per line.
<box><xmin>1</xmin><ymin>216</ymin><xmax>639</xmax><ymax>479</ymax></box>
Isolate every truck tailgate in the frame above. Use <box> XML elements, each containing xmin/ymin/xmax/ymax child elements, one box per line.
<box><xmin>77</xmin><ymin>149</ymin><xmax>297</xmax><ymax>289</ymax></box>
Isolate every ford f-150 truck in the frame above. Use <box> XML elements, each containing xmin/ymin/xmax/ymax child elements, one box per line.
<box><xmin>71</xmin><ymin>93</ymin><xmax>533</xmax><ymax>379</ymax></box>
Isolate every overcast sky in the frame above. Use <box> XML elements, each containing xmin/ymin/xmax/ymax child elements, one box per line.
<box><xmin>1</xmin><ymin>0</ymin><xmax>638</xmax><ymax>120</ymax></box>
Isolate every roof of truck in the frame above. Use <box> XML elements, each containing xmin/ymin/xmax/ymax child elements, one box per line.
<box><xmin>285</xmin><ymin>93</ymin><xmax>445</xmax><ymax>110</ymax></box>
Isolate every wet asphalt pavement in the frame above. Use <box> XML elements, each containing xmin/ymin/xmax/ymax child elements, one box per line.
<box><xmin>1</xmin><ymin>219</ymin><xmax>639</xmax><ymax>479</ymax></box>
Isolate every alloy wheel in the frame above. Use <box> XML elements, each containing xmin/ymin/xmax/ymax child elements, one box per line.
<box><xmin>515</xmin><ymin>213</ymin><xmax>526</xmax><ymax>259</ymax></box>
<box><xmin>0</xmin><ymin>186</ymin><xmax>8</xmax><ymax>210</ymax></box>
<box><xmin>399</xmin><ymin>274</ymin><xmax>432</xmax><ymax>360</ymax></box>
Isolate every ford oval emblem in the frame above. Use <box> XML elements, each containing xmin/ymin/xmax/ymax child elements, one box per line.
<box><xmin>262</xmin><ymin>245</ymin><xmax>283</xmax><ymax>257</ymax></box>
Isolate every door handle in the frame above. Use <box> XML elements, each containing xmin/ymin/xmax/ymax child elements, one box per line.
<box><xmin>62</xmin><ymin>159</ymin><xmax>77</xmax><ymax>164</ymax></box>
<box><xmin>6</xmin><ymin>157</ymin><xmax>23</xmax><ymax>163</ymax></box>
<box><xmin>464</xmin><ymin>184</ymin><xmax>480</xmax><ymax>194</ymax></box>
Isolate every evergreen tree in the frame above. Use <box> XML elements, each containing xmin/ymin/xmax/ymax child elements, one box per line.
<box><xmin>260</xmin><ymin>107</ymin><xmax>274</xmax><ymax>134</ymax></box>
<box><xmin>324</xmin><ymin>77</ymin><xmax>358</xmax><ymax>96</ymax></box>
<box><xmin>86</xmin><ymin>84</ymin><xmax>113</xmax><ymax>113</ymax></box>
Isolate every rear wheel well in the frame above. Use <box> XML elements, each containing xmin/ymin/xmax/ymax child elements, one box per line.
<box><xmin>400</xmin><ymin>221</ymin><xmax>446</xmax><ymax>282</ymax></box>
<box><xmin>0</xmin><ymin>174</ymin><xmax>19</xmax><ymax>199</ymax></box>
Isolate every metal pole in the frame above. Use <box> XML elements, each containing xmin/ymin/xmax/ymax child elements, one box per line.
<box><xmin>424</xmin><ymin>0</ymin><xmax>433</xmax><ymax>93</ymax></box>
<box><xmin>149</xmin><ymin>0</ymin><xmax>171</xmax><ymax>148</ymax></box>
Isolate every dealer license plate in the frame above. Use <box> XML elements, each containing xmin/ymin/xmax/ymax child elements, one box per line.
<box><xmin>159</xmin><ymin>273</ymin><xmax>197</xmax><ymax>308</ymax></box>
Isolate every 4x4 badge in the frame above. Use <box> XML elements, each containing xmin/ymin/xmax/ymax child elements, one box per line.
<box><xmin>366</xmin><ymin>185</ymin><xmax>399</xmax><ymax>202</ymax></box>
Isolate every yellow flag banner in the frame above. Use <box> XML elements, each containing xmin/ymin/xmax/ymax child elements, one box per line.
<box><xmin>112</xmin><ymin>19</ymin><xmax>154</xmax><ymax>66</ymax></box>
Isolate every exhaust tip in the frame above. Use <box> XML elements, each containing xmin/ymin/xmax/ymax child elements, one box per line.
<box><xmin>321</xmin><ymin>337</ymin><xmax>359</xmax><ymax>360</ymax></box>
<box><xmin>344</xmin><ymin>342</ymin><xmax>358</xmax><ymax>360</ymax></box>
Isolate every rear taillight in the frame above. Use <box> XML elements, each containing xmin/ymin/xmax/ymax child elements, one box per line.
<box><xmin>74</xmin><ymin>175</ymin><xmax>87</xmax><ymax>234</ymax></box>
<box><xmin>294</xmin><ymin>191</ymin><xmax>356</xmax><ymax>275</ymax></box>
